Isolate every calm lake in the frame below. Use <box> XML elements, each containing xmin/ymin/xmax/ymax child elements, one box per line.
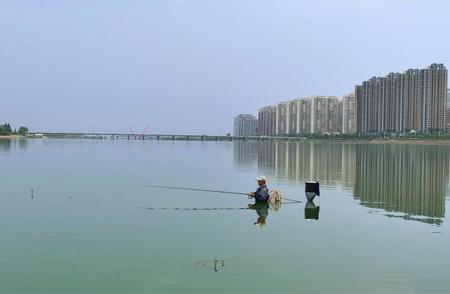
<box><xmin>0</xmin><ymin>138</ymin><xmax>449</xmax><ymax>293</ymax></box>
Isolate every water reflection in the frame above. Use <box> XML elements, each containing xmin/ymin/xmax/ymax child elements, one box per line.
<box><xmin>0</xmin><ymin>138</ymin><xmax>28</xmax><ymax>154</ymax></box>
<box><xmin>233</xmin><ymin>141</ymin><xmax>258</xmax><ymax>171</ymax></box>
<box><xmin>248</xmin><ymin>202</ymin><xmax>269</xmax><ymax>225</ymax></box>
<box><xmin>304</xmin><ymin>200</ymin><xmax>320</xmax><ymax>220</ymax></box>
<box><xmin>0</xmin><ymin>139</ymin><xmax>12</xmax><ymax>153</ymax></box>
<box><xmin>234</xmin><ymin>141</ymin><xmax>450</xmax><ymax>224</ymax></box>
<box><xmin>354</xmin><ymin>144</ymin><xmax>447</xmax><ymax>225</ymax></box>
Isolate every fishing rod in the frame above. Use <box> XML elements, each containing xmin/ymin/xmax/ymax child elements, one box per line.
<box><xmin>140</xmin><ymin>184</ymin><xmax>247</xmax><ymax>196</ymax></box>
<box><xmin>138</xmin><ymin>206</ymin><xmax>250</xmax><ymax>211</ymax></box>
<box><xmin>139</xmin><ymin>184</ymin><xmax>302</xmax><ymax>203</ymax></box>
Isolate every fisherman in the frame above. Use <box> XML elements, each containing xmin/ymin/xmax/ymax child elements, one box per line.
<box><xmin>248</xmin><ymin>175</ymin><xmax>269</xmax><ymax>203</ymax></box>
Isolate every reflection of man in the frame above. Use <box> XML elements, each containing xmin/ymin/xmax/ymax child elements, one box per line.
<box><xmin>247</xmin><ymin>176</ymin><xmax>269</xmax><ymax>203</ymax></box>
<box><xmin>248</xmin><ymin>202</ymin><xmax>269</xmax><ymax>225</ymax></box>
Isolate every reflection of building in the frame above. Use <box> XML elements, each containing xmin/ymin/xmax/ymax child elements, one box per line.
<box><xmin>233</xmin><ymin>114</ymin><xmax>258</xmax><ymax>136</ymax></box>
<box><xmin>259</xmin><ymin>141</ymin><xmax>346</xmax><ymax>187</ymax></box>
<box><xmin>356</xmin><ymin>64</ymin><xmax>448</xmax><ymax>133</ymax></box>
<box><xmin>258</xmin><ymin>106</ymin><xmax>276</xmax><ymax>136</ymax></box>
<box><xmin>353</xmin><ymin>144</ymin><xmax>448</xmax><ymax>224</ymax></box>
<box><xmin>233</xmin><ymin>141</ymin><xmax>258</xmax><ymax>171</ymax></box>
<box><xmin>233</xmin><ymin>141</ymin><xmax>448</xmax><ymax>224</ymax></box>
<box><xmin>257</xmin><ymin>141</ymin><xmax>276</xmax><ymax>177</ymax></box>
<box><xmin>341</xmin><ymin>143</ymin><xmax>356</xmax><ymax>191</ymax></box>
<box><xmin>343</xmin><ymin>93</ymin><xmax>356</xmax><ymax>134</ymax></box>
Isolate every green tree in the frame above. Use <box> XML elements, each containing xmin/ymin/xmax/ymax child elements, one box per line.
<box><xmin>0</xmin><ymin>123</ymin><xmax>13</xmax><ymax>135</ymax></box>
<box><xmin>18</xmin><ymin>126</ymin><xmax>29</xmax><ymax>135</ymax></box>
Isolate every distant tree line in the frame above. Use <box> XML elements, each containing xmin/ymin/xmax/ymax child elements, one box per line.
<box><xmin>0</xmin><ymin>123</ymin><xmax>29</xmax><ymax>136</ymax></box>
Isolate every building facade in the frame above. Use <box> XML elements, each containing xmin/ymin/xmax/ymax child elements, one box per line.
<box><xmin>276</xmin><ymin>101</ymin><xmax>289</xmax><ymax>135</ymax></box>
<box><xmin>287</xmin><ymin>100</ymin><xmax>299</xmax><ymax>135</ymax></box>
<box><xmin>297</xmin><ymin>98</ymin><xmax>311</xmax><ymax>135</ymax></box>
<box><xmin>233</xmin><ymin>114</ymin><xmax>258</xmax><ymax>136</ymax></box>
<box><xmin>356</xmin><ymin>64</ymin><xmax>448</xmax><ymax>134</ymax></box>
<box><xmin>343</xmin><ymin>93</ymin><xmax>357</xmax><ymax>134</ymax></box>
<box><xmin>258</xmin><ymin>106</ymin><xmax>277</xmax><ymax>136</ymax></box>
<box><xmin>310</xmin><ymin>96</ymin><xmax>342</xmax><ymax>133</ymax></box>
<box><xmin>447</xmin><ymin>89</ymin><xmax>450</xmax><ymax>132</ymax></box>
<box><xmin>275</xmin><ymin>96</ymin><xmax>342</xmax><ymax>135</ymax></box>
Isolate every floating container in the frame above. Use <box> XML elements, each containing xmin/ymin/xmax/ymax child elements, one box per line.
<box><xmin>305</xmin><ymin>181</ymin><xmax>320</xmax><ymax>195</ymax></box>
<box><xmin>305</xmin><ymin>181</ymin><xmax>320</xmax><ymax>201</ymax></box>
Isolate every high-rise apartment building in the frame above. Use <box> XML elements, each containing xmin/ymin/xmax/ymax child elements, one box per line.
<box><xmin>287</xmin><ymin>100</ymin><xmax>299</xmax><ymax>135</ymax></box>
<box><xmin>298</xmin><ymin>98</ymin><xmax>311</xmax><ymax>135</ymax></box>
<box><xmin>447</xmin><ymin>89</ymin><xmax>450</xmax><ymax>109</ymax></box>
<box><xmin>330</xmin><ymin>99</ymin><xmax>343</xmax><ymax>133</ymax></box>
<box><xmin>276</xmin><ymin>96</ymin><xmax>342</xmax><ymax>135</ymax></box>
<box><xmin>356</xmin><ymin>64</ymin><xmax>448</xmax><ymax>133</ymax></box>
<box><xmin>233</xmin><ymin>114</ymin><xmax>258</xmax><ymax>136</ymax></box>
<box><xmin>343</xmin><ymin>93</ymin><xmax>357</xmax><ymax>134</ymax></box>
<box><xmin>276</xmin><ymin>101</ymin><xmax>289</xmax><ymax>135</ymax></box>
<box><xmin>447</xmin><ymin>89</ymin><xmax>450</xmax><ymax>132</ymax></box>
<box><xmin>310</xmin><ymin>96</ymin><xmax>342</xmax><ymax>133</ymax></box>
<box><xmin>277</xmin><ymin>99</ymin><xmax>312</xmax><ymax>135</ymax></box>
<box><xmin>258</xmin><ymin>106</ymin><xmax>276</xmax><ymax>136</ymax></box>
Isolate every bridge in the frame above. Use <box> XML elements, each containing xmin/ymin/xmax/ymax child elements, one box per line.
<box><xmin>25</xmin><ymin>132</ymin><xmax>299</xmax><ymax>142</ymax></box>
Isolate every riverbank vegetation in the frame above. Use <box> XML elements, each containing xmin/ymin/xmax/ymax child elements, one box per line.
<box><xmin>0</xmin><ymin>123</ymin><xmax>29</xmax><ymax>136</ymax></box>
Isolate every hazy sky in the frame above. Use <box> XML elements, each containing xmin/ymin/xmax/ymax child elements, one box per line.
<box><xmin>1</xmin><ymin>0</ymin><xmax>449</xmax><ymax>134</ymax></box>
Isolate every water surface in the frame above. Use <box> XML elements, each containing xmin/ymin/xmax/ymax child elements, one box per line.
<box><xmin>0</xmin><ymin>138</ymin><xmax>449</xmax><ymax>293</ymax></box>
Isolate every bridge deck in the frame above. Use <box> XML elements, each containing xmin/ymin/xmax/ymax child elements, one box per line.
<box><xmin>25</xmin><ymin>132</ymin><xmax>298</xmax><ymax>141</ymax></box>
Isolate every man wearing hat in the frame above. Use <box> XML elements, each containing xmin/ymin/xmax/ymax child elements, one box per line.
<box><xmin>248</xmin><ymin>175</ymin><xmax>269</xmax><ymax>203</ymax></box>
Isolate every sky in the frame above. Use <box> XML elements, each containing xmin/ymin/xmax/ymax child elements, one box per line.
<box><xmin>0</xmin><ymin>0</ymin><xmax>449</xmax><ymax>134</ymax></box>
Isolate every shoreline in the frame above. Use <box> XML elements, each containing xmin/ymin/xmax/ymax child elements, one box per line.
<box><xmin>1</xmin><ymin>135</ymin><xmax>450</xmax><ymax>145</ymax></box>
<box><xmin>306</xmin><ymin>138</ymin><xmax>450</xmax><ymax>145</ymax></box>
<box><xmin>0</xmin><ymin>135</ymin><xmax>25</xmax><ymax>139</ymax></box>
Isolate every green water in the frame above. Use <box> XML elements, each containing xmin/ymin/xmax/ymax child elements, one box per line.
<box><xmin>0</xmin><ymin>138</ymin><xmax>449</xmax><ymax>293</ymax></box>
